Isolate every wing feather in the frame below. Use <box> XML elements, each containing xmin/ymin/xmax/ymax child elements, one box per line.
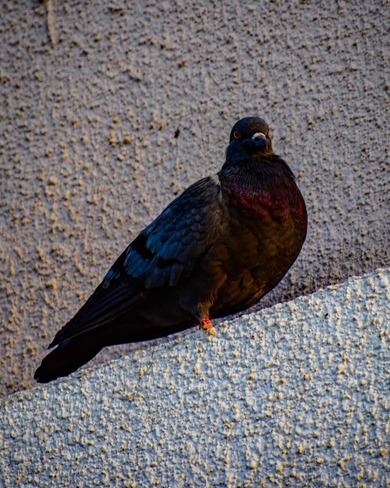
<box><xmin>50</xmin><ymin>175</ymin><xmax>223</xmax><ymax>347</ymax></box>
<box><xmin>123</xmin><ymin>175</ymin><xmax>223</xmax><ymax>287</ymax></box>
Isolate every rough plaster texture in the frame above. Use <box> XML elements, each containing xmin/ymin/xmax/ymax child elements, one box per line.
<box><xmin>0</xmin><ymin>1</ymin><xmax>389</xmax><ymax>397</ymax></box>
<box><xmin>1</xmin><ymin>269</ymin><xmax>389</xmax><ymax>487</ymax></box>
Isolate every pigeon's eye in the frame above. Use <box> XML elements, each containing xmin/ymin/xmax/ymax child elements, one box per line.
<box><xmin>233</xmin><ymin>130</ymin><xmax>241</xmax><ymax>140</ymax></box>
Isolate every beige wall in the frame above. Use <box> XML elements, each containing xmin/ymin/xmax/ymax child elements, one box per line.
<box><xmin>1</xmin><ymin>0</ymin><xmax>388</xmax><ymax>396</ymax></box>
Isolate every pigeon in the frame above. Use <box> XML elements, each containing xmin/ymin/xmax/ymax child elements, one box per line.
<box><xmin>34</xmin><ymin>117</ymin><xmax>307</xmax><ymax>383</ymax></box>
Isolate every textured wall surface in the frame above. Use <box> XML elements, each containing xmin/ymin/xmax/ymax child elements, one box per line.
<box><xmin>1</xmin><ymin>0</ymin><xmax>389</xmax><ymax>396</ymax></box>
<box><xmin>1</xmin><ymin>269</ymin><xmax>389</xmax><ymax>487</ymax></box>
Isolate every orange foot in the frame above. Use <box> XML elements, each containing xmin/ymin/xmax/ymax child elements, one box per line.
<box><xmin>199</xmin><ymin>317</ymin><xmax>213</xmax><ymax>330</ymax></box>
<box><xmin>197</xmin><ymin>317</ymin><xmax>216</xmax><ymax>336</ymax></box>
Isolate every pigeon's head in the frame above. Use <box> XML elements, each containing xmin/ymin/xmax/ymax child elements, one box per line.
<box><xmin>227</xmin><ymin>117</ymin><xmax>273</xmax><ymax>159</ymax></box>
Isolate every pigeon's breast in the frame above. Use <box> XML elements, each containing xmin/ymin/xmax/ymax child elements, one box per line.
<box><xmin>221</xmin><ymin>179</ymin><xmax>294</xmax><ymax>223</ymax></box>
<box><xmin>208</xmin><ymin>176</ymin><xmax>307</xmax><ymax>317</ymax></box>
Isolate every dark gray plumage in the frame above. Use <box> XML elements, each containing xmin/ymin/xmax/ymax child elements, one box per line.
<box><xmin>35</xmin><ymin>117</ymin><xmax>307</xmax><ymax>383</ymax></box>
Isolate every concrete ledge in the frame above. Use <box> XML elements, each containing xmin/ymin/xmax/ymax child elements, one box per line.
<box><xmin>1</xmin><ymin>269</ymin><xmax>389</xmax><ymax>487</ymax></box>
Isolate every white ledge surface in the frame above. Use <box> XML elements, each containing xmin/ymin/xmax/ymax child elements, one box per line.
<box><xmin>1</xmin><ymin>268</ymin><xmax>389</xmax><ymax>487</ymax></box>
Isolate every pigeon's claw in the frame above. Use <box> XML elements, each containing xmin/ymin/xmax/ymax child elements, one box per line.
<box><xmin>199</xmin><ymin>317</ymin><xmax>213</xmax><ymax>330</ymax></box>
<box><xmin>199</xmin><ymin>317</ymin><xmax>216</xmax><ymax>336</ymax></box>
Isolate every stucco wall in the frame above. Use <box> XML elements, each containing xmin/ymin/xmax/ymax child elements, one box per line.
<box><xmin>1</xmin><ymin>0</ymin><xmax>389</xmax><ymax>396</ymax></box>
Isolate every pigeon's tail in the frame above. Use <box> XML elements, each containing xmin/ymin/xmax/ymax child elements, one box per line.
<box><xmin>34</xmin><ymin>314</ymin><xmax>195</xmax><ymax>383</ymax></box>
<box><xmin>34</xmin><ymin>333</ymin><xmax>103</xmax><ymax>383</ymax></box>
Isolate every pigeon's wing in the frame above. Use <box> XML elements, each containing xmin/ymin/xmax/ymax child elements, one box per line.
<box><xmin>115</xmin><ymin>175</ymin><xmax>224</xmax><ymax>288</ymax></box>
<box><xmin>49</xmin><ymin>175</ymin><xmax>224</xmax><ymax>348</ymax></box>
<box><xmin>49</xmin><ymin>275</ymin><xmax>144</xmax><ymax>348</ymax></box>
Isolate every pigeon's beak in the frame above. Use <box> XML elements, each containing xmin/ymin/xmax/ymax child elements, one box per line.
<box><xmin>252</xmin><ymin>132</ymin><xmax>267</xmax><ymax>148</ymax></box>
<box><xmin>240</xmin><ymin>131</ymin><xmax>270</xmax><ymax>154</ymax></box>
